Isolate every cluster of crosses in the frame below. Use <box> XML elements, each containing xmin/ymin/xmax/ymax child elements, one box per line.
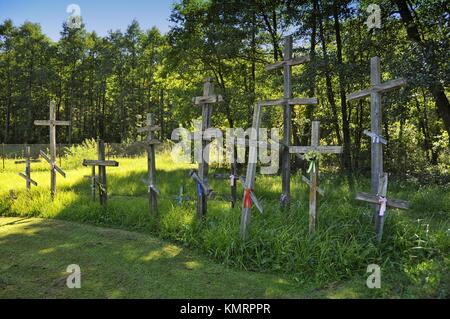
<box><xmin>238</xmin><ymin>36</ymin><xmax>410</xmax><ymax>241</ymax></box>
<box><xmin>20</xmin><ymin>36</ymin><xmax>409</xmax><ymax>243</ymax></box>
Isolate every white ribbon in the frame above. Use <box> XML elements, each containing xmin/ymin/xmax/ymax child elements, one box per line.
<box><xmin>230</xmin><ymin>175</ymin><xmax>236</xmax><ymax>187</ymax></box>
<box><xmin>378</xmin><ymin>196</ymin><xmax>387</xmax><ymax>216</ymax></box>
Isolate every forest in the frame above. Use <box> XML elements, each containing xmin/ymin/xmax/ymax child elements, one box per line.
<box><xmin>0</xmin><ymin>0</ymin><xmax>449</xmax><ymax>177</ymax></box>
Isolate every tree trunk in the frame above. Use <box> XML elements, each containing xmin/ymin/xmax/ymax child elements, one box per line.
<box><xmin>394</xmin><ymin>0</ymin><xmax>450</xmax><ymax>138</ymax></box>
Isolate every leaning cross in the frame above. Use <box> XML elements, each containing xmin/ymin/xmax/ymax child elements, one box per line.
<box><xmin>82</xmin><ymin>140</ymin><xmax>119</xmax><ymax>205</ymax></box>
<box><xmin>15</xmin><ymin>146</ymin><xmax>41</xmax><ymax>190</ymax></box>
<box><xmin>192</xmin><ymin>77</ymin><xmax>223</xmax><ymax>219</ymax></box>
<box><xmin>34</xmin><ymin>101</ymin><xmax>70</xmax><ymax>199</ymax></box>
<box><xmin>356</xmin><ymin>173</ymin><xmax>409</xmax><ymax>242</ymax></box>
<box><xmin>265</xmin><ymin>35</ymin><xmax>318</xmax><ymax>207</ymax></box>
<box><xmin>290</xmin><ymin>121</ymin><xmax>343</xmax><ymax>234</ymax></box>
<box><xmin>136</xmin><ymin>113</ymin><xmax>161</xmax><ymax>215</ymax></box>
<box><xmin>347</xmin><ymin>57</ymin><xmax>406</xmax><ymax>217</ymax></box>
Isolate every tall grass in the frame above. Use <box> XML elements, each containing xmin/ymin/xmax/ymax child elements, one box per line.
<box><xmin>1</xmin><ymin>141</ymin><xmax>449</xmax><ymax>296</ymax></box>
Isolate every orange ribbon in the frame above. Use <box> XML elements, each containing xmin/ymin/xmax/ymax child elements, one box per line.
<box><xmin>244</xmin><ymin>189</ymin><xmax>253</xmax><ymax>209</ymax></box>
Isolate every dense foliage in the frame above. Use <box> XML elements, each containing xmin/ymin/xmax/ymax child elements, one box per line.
<box><xmin>1</xmin><ymin>0</ymin><xmax>449</xmax><ymax>177</ymax></box>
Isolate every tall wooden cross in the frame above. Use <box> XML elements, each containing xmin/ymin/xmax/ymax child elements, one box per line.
<box><xmin>136</xmin><ymin>113</ymin><xmax>161</xmax><ymax>215</ymax></box>
<box><xmin>15</xmin><ymin>146</ymin><xmax>41</xmax><ymax>190</ymax></box>
<box><xmin>82</xmin><ymin>140</ymin><xmax>119</xmax><ymax>205</ymax></box>
<box><xmin>264</xmin><ymin>35</ymin><xmax>317</xmax><ymax>207</ymax></box>
<box><xmin>34</xmin><ymin>101</ymin><xmax>70</xmax><ymax>199</ymax></box>
<box><xmin>290</xmin><ymin>121</ymin><xmax>343</xmax><ymax>234</ymax></box>
<box><xmin>347</xmin><ymin>57</ymin><xmax>406</xmax><ymax>217</ymax></box>
<box><xmin>192</xmin><ymin>77</ymin><xmax>223</xmax><ymax>219</ymax></box>
<box><xmin>356</xmin><ymin>173</ymin><xmax>409</xmax><ymax>242</ymax></box>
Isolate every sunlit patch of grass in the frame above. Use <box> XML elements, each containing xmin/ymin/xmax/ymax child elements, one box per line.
<box><xmin>0</xmin><ymin>148</ymin><xmax>449</xmax><ymax>297</ymax></box>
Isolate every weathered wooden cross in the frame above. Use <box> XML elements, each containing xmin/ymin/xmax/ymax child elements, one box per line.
<box><xmin>347</xmin><ymin>57</ymin><xmax>406</xmax><ymax>217</ymax></box>
<box><xmin>34</xmin><ymin>101</ymin><xmax>70</xmax><ymax>199</ymax></box>
<box><xmin>136</xmin><ymin>113</ymin><xmax>161</xmax><ymax>215</ymax></box>
<box><xmin>82</xmin><ymin>140</ymin><xmax>119</xmax><ymax>205</ymax></box>
<box><xmin>264</xmin><ymin>35</ymin><xmax>318</xmax><ymax>207</ymax></box>
<box><xmin>290</xmin><ymin>121</ymin><xmax>343</xmax><ymax>234</ymax></box>
<box><xmin>356</xmin><ymin>173</ymin><xmax>409</xmax><ymax>242</ymax></box>
<box><xmin>192</xmin><ymin>77</ymin><xmax>223</xmax><ymax>219</ymax></box>
<box><xmin>15</xmin><ymin>146</ymin><xmax>41</xmax><ymax>190</ymax></box>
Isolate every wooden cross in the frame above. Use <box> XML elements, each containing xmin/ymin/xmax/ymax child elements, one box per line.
<box><xmin>264</xmin><ymin>35</ymin><xmax>318</xmax><ymax>207</ymax></box>
<box><xmin>82</xmin><ymin>140</ymin><xmax>119</xmax><ymax>205</ymax></box>
<box><xmin>15</xmin><ymin>146</ymin><xmax>41</xmax><ymax>190</ymax></box>
<box><xmin>34</xmin><ymin>101</ymin><xmax>70</xmax><ymax>199</ymax></box>
<box><xmin>356</xmin><ymin>173</ymin><xmax>409</xmax><ymax>242</ymax></box>
<box><xmin>213</xmin><ymin>173</ymin><xmax>245</xmax><ymax>208</ymax></box>
<box><xmin>171</xmin><ymin>185</ymin><xmax>191</xmax><ymax>205</ymax></box>
<box><xmin>192</xmin><ymin>77</ymin><xmax>223</xmax><ymax>219</ymax></box>
<box><xmin>136</xmin><ymin>113</ymin><xmax>161</xmax><ymax>215</ymax></box>
<box><xmin>347</xmin><ymin>57</ymin><xmax>406</xmax><ymax>216</ymax></box>
<box><xmin>239</xmin><ymin>103</ymin><xmax>265</xmax><ymax>239</ymax></box>
<box><xmin>290</xmin><ymin>121</ymin><xmax>343</xmax><ymax>234</ymax></box>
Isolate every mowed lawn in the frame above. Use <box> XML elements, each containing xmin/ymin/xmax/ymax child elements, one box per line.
<box><xmin>0</xmin><ymin>217</ymin><xmax>365</xmax><ymax>299</ymax></box>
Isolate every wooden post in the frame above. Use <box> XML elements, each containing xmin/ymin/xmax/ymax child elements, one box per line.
<box><xmin>240</xmin><ymin>103</ymin><xmax>263</xmax><ymax>239</ymax></box>
<box><xmin>82</xmin><ymin>140</ymin><xmax>119</xmax><ymax>206</ymax></box>
<box><xmin>290</xmin><ymin>121</ymin><xmax>343</xmax><ymax>233</ymax></box>
<box><xmin>98</xmin><ymin>140</ymin><xmax>107</xmax><ymax>205</ymax></box>
<box><xmin>265</xmin><ymin>35</ymin><xmax>318</xmax><ymax>207</ymax></box>
<box><xmin>356</xmin><ymin>173</ymin><xmax>409</xmax><ymax>242</ymax></box>
<box><xmin>192</xmin><ymin>77</ymin><xmax>223</xmax><ymax>220</ymax></box>
<box><xmin>136</xmin><ymin>113</ymin><xmax>161</xmax><ymax>215</ymax></box>
<box><xmin>15</xmin><ymin>146</ymin><xmax>40</xmax><ymax>190</ymax></box>
<box><xmin>34</xmin><ymin>101</ymin><xmax>70</xmax><ymax>199</ymax></box>
<box><xmin>347</xmin><ymin>57</ymin><xmax>406</xmax><ymax>218</ymax></box>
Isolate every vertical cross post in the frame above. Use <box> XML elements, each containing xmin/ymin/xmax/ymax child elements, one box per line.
<box><xmin>15</xmin><ymin>146</ymin><xmax>40</xmax><ymax>190</ymax></box>
<box><xmin>98</xmin><ymin>140</ymin><xmax>107</xmax><ymax>205</ymax></box>
<box><xmin>34</xmin><ymin>101</ymin><xmax>70</xmax><ymax>199</ymax></box>
<box><xmin>136</xmin><ymin>113</ymin><xmax>161</xmax><ymax>215</ymax></box>
<box><xmin>82</xmin><ymin>140</ymin><xmax>119</xmax><ymax>206</ymax></box>
<box><xmin>348</xmin><ymin>57</ymin><xmax>406</xmax><ymax>218</ymax></box>
<box><xmin>192</xmin><ymin>77</ymin><xmax>223</xmax><ymax>220</ymax></box>
<box><xmin>356</xmin><ymin>173</ymin><xmax>409</xmax><ymax>242</ymax></box>
<box><xmin>290</xmin><ymin>121</ymin><xmax>343</xmax><ymax>233</ymax></box>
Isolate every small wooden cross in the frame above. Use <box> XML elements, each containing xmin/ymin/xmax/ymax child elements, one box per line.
<box><xmin>82</xmin><ymin>140</ymin><xmax>119</xmax><ymax>205</ymax></box>
<box><xmin>171</xmin><ymin>185</ymin><xmax>191</xmax><ymax>205</ymax></box>
<box><xmin>347</xmin><ymin>57</ymin><xmax>406</xmax><ymax>216</ymax></box>
<box><xmin>136</xmin><ymin>113</ymin><xmax>161</xmax><ymax>215</ymax></box>
<box><xmin>192</xmin><ymin>77</ymin><xmax>223</xmax><ymax>219</ymax></box>
<box><xmin>34</xmin><ymin>101</ymin><xmax>70</xmax><ymax>199</ymax></box>
<box><xmin>290</xmin><ymin>121</ymin><xmax>343</xmax><ymax>234</ymax></box>
<box><xmin>356</xmin><ymin>173</ymin><xmax>409</xmax><ymax>242</ymax></box>
<box><xmin>15</xmin><ymin>146</ymin><xmax>41</xmax><ymax>190</ymax></box>
<box><xmin>264</xmin><ymin>35</ymin><xmax>318</xmax><ymax>207</ymax></box>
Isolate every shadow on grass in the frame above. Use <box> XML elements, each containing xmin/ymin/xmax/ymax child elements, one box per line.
<box><xmin>0</xmin><ymin>217</ymin><xmax>311</xmax><ymax>298</ymax></box>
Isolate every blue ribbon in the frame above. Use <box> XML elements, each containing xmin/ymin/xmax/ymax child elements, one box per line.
<box><xmin>197</xmin><ymin>181</ymin><xmax>203</xmax><ymax>197</ymax></box>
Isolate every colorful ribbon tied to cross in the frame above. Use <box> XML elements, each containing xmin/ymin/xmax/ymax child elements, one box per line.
<box><xmin>378</xmin><ymin>196</ymin><xmax>387</xmax><ymax>216</ymax></box>
<box><xmin>244</xmin><ymin>188</ymin><xmax>253</xmax><ymax>209</ymax></box>
<box><xmin>307</xmin><ymin>158</ymin><xmax>317</xmax><ymax>174</ymax></box>
<box><xmin>197</xmin><ymin>181</ymin><xmax>203</xmax><ymax>198</ymax></box>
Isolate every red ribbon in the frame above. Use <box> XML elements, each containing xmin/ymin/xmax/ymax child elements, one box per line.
<box><xmin>244</xmin><ymin>189</ymin><xmax>253</xmax><ymax>209</ymax></box>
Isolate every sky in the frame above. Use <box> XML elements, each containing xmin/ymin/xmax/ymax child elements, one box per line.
<box><xmin>0</xmin><ymin>0</ymin><xmax>176</xmax><ymax>41</ymax></box>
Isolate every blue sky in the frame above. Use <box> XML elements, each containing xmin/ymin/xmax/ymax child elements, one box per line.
<box><xmin>0</xmin><ymin>0</ymin><xmax>176</xmax><ymax>41</ymax></box>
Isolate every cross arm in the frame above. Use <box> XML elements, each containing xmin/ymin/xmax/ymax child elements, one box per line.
<box><xmin>290</xmin><ymin>146</ymin><xmax>343</xmax><ymax>154</ymax></box>
<box><xmin>137</xmin><ymin>125</ymin><xmax>161</xmax><ymax>133</ymax></box>
<box><xmin>355</xmin><ymin>192</ymin><xmax>410</xmax><ymax>210</ymax></box>
<box><xmin>40</xmin><ymin>150</ymin><xmax>66</xmax><ymax>177</ymax></box>
<box><xmin>301</xmin><ymin>175</ymin><xmax>325</xmax><ymax>196</ymax></box>
<box><xmin>192</xmin><ymin>95</ymin><xmax>224</xmax><ymax>105</ymax></box>
<box><xmin>83</xmin><ymin>160</ymin><xmax>119</xmax><ymax>167</ymax></box>
<box><xmin>18</xmin><ymin>172</ymin><xmax>38</xmax><ymax>186</ymax></box>
<box><xmin>265</xmin><ymin>55</ymin><xmax>310</xmax><ymax>71</ymax></box>
<box><xmin>259</xmin><ymin>97</ymin><xmax>318</xmax><ymax>107</ymax></box>
<box><xmin>347</xmin><ymin>78</ymin><xmax>407</xmax><ymax>102</ymax></box>
<box><xmin>34</xmin><ymin>120</ymin><xmax>71</xmax><ymax>126</ymax></box>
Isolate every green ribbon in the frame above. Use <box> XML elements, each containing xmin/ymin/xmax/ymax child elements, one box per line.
<box><xmin>307</xmin><ymin>159</ymin><xmax>316</xmax><ymax>174</ymax></box>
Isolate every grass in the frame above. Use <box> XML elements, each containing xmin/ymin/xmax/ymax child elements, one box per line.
<box><xmin>0</xmin><ymin>146</ymin><xmax>449</xmax><ymax>298</ymax></box>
